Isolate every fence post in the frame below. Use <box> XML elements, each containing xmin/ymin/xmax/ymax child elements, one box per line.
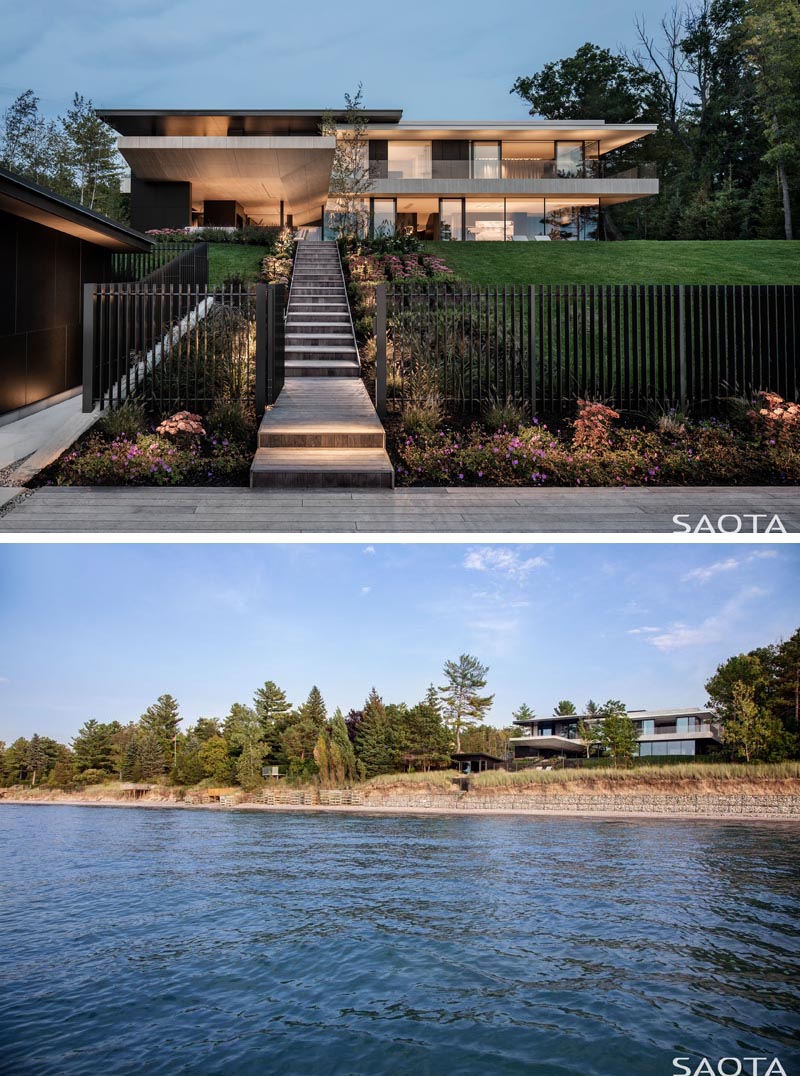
<box><xmin>375</xmin><ymin>283</ymin><xmax>387</xmax><ymax>418</ymax></box>
<box><xmin>82</xmin><ymin>283</ymin><xmax>96</xmax><ymax>413</ymax></box>
<box><xmin>255</xmin><ymin>282</ymin><xmax>267</xmax><ymax>416</ymax></box>
<box><xmin>267</xmin><ymin>284</ymin><xmax>277</xmax><ymax>406</ymax></box>
<box><xmin>528</xmin><ymin>285</ymin><xmax>537</xmax><ymax>418</ymax></box>
<box><xmin>678</xmin><ymin>284</ymin><xmax>687</xmax><ymax>411</ymax></box>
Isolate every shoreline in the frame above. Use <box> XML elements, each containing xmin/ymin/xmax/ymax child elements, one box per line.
<box><xmin>2</xmin><ymin>796</ymin><xmax>799</xmax><ymax>825</ymax></box>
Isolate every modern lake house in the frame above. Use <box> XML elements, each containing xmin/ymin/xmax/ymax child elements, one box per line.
<box><xmin>510</xmin><ymin>708</ymin><xmax>723</xmax><ymax>761</ymax></box>
<box><xmin>97</xmin><ymin>108</ymin><xmax>659</xmax><ymax>241</ymax></box>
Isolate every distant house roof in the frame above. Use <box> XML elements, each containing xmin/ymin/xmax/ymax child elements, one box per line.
<box><xmin>0</xmin><ymin>166</ymin><xmax>152</xmax><ymax>251</ymax></box>
<box><xmin>451</xmin><ymin>752</ymin><xmax>505</xmax><ymax>763</ymax></box>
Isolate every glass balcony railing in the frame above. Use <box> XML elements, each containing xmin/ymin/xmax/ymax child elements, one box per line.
<box><xmin>369</xmin><ymin>160</ymin><xmax>656</xmax><ymax>182</ymax></box>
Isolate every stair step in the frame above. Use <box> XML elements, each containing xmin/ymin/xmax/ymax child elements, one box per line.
<box><xmin>285</xmin><ymin>360</ymin><xmax>360</xmax><ymax>377</ymax></box>
<box><xmin>251</xmin><ymin>447</ymin><xmax>393</xmax><ymax>489</ymax></box>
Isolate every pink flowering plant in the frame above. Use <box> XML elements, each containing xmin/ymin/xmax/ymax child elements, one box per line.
<box><xmin>393</xmin><ymin>394</ymin><xmax>800</xmax><ymax>487</ymax></box>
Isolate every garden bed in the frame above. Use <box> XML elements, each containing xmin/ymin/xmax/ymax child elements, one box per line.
<box><xmin>33</xmin><ymin>403</ymin><xmax>256</xmax><ymax>488</ymax></box>
<box><xmin>386</xmin><ymin>395</ymin><xmax>800</xmax><ymax>487</ymax></box>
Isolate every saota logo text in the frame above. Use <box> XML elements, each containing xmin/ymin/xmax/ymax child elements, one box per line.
<box><xmin>673</xmin><ymin>1058</ymin><xmax>787</xmax><ymax>1076</ymax></box>
<box><xmin>672</xmin><ymin>514</ymin><xmax>787</xmax><ymax>534</ymax></box>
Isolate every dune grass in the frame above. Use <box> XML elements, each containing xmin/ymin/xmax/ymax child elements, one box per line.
<box><xmin>425</xmin><ymin>240</ymin><xmax>800</xmax><ymax>286</ymax></box>
<box><xmin>469</xmin><ymin>762</ymin><xmax>800</xmax><ymax>787</ymax></box>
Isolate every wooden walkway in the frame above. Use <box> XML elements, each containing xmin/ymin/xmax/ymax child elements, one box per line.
<box><xmin>1</xmin><ymin>486</ymin><xmax>797</xmax><ymax>532</ymax></box>
<box><xmin>250</xmin><ymin>240</ymin><xmax>393</xmax><ymax>488</ymax></box>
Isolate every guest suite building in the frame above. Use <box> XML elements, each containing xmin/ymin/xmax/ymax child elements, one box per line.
<box><xmin>98</xmin><ymin>107</ymin><xmax>659</xmax><ymax>241</ymax></box>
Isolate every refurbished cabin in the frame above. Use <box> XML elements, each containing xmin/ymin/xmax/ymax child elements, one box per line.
<box><xmin>0</xmin><ymin>167</ymin><xmax>152</xmax><ymax>420</ymax></box>
<box><xmin>451</xmin><ymin>752</ymin><xmax>506</xmax><ymax>774</ymax></box>
<box><xmin>97</xmin><ymin>108</ymin><xmax>659</xmax><ymax>241</ymax></box>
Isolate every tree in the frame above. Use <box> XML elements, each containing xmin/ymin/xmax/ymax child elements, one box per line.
<box><xmin>72</xmin><ymin>719</ymin><xmax>116</xmax><ymax>775</ymax></box>
<box><xmin>772</xmin><ymin>629</ymin><xmax>800</xmax><ymax>746</ymax></box>
<box><xmin>25</xmin><ymin>735</ymin><xmax>48</xmax><ymax>785</ymax></box>
<box><xmin>198</xmin><ymin>736</ymin><xmax>233</xmax><ymax>784</ymax></box>
<box><xmin>511</xmin><ymin>703</ymin><xmax>535</xmax><ymax>724</ymax></box>
<box><xmin>330</xmin><ymin>708</ymin><xmax>358</xmax><ymax>784</ymax></box>
<box><xmin>253</xmin><ymin>680</ymin><xmax>292</xmax><ymax>758</ymax></box>
<box><xmin>140</xmin><ymin>694</ymin><xmax>181</xmax><ymax>771</ymax></box>
<box><xmin>724</xmin><ymin>681</ymin><xmax>788</xmax><ymax>762</ymax></box>
<box><xmin>223</xmin><ymin>703</ymin><xmax>267</xmax><ymax>788</ymax></box>
<box><xmin>322</xmin><ymin>84</ymin><xmax>374</xmax><ymax>239</ymax></box>
<box><xmin>172</xmin><ymin>733</ymin><xmax>205</xmax><ymax>786</ymax></box>
<box><xmin>193</xmin><ymin>717</ymin><xmax>221</xmax><ymax>743</ymax></box>
<box><xmin>576</xmin><ymin>715</ymin><xmax>600</xmax><ymax>758</ymax></box>
<box><xmin>138</xmin><ymin>730</ymin><xmax>167</xmax><ymax>781</ymax></box>
<box><xmin>744</xmin><ymin>0</ymin><xmax>799</xmax><ymax>239</ymax></box>
<box><xmin>355</xmin><ymin>688</ymin><xmax>395</xmax><ymax>778</ymax></box>
<box><xmin>295</xmin><ymin>686</ymin><xmax>328</xmax><ymax>731</ymax></box>
<box><xmin>511</xmin><ymin>43</ymin><xmax>659</xmax><ymax>124</ymax></box>
<box><xmin>61</xmin><ymin>93</ymin><xmax>121</xmax><ymax>212</ymax></box>
<box><xmin>0</xmin><ymin>90</ymin><xmax>65</xmax><ymax>189</ymax></box>
<box><xmin>439</xmin><ymin>654</ymin><xmax>494</xmax><ymax>752</ymax></box>
<box><xmin>585</xmin><ymin>700</ymin><xmax>600</xmax><ymax>716</ymax></box>
<box><xmin>397</xmin><ymin>687</ymin><xmax>452</xmax><ymax>770</ymax></box>
<box><xmin>596</xmin><ymin>700</ymin><xmax>639</xmax><ymax>768</ymax></box>
<box><xmin>553</xmin><ymin>700</ymin><xmax>577</xmax><ymax>716</ymax></box>
<box><xmin>706</xmin><ymin>648</ymin><xmax>774</xmax><ymax>721</ymax></box>
<box><xmin>3</xmin><ymin>739</ymin><xmax>29</xmax><ymax>784</ymax></box>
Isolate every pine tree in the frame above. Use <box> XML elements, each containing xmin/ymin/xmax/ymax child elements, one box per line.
<box><xmin>253</xmin><ymin>681</ymin><xmax>292</xmax><ymax>757</ymax></box>
<box><xmin>25</xmin><ymin>735</ymin><xmax>47</xmax><ymax>785</ymax></box>
<box><xmin>355</xmin><ymin>688</ymin><xmax>395</xmax><ymax>778</ymax></box>
<box><xmin>439</xmin><ymin>655</ymin><xmax>494</xmax><ymax>752</ymax></box>
<box><xmin>173</xmin><ymin>734</ymin><xmax>205</xmax><ymax>786</ymax></box>
<box><xmin>140</xmin><ymin>695</ymin><xmax>181</xmax><ymax>770</ymax></box>
<box><xmin>72</xmin><ymin>719</ymin><xmax>115</xmax><ymax>775</ymax></box>
<box><xmin>198</xmin><ymin>736</ymin><xmax>233</xmax><ymax>784</ymax></box>
<box><xmin>60</xmin><ymin>93</ymin><xmax>121</xmax><ymax>212</ymax></box>
<box><xmin>553</xmin><ymin>700</ymin><xmax>577</xmax><ymax>716</ymax></box>
<box><xmin>400</xmin><ymin>687</ymin><xmax>451</xmax><ymax>770</ymax></box>
<box><xmin>296</xmin><ymin>686</ymin><xmax>327</xmax><ymax>730</ymax></box>
<box><xmin>138</xmin><ymin>730</ymin><xmax>167</xmax><ymax>780</ymax></box>
<box><xmin>223</xmin><ymin>703</ymin><xmax>266</xmax><ymax>786</ymax></box>
<box><xmin>121</xmin><ymin>738</ymin><xmax>141</xmax><ymax>782</ymax></box>
<box><xmin>512</xmin><ymin>703</ymin><xmax>536</xmax><ymax>723</ymax></box>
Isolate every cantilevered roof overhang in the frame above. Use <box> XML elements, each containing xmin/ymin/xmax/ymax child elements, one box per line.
<box><xmin>116</xmin><ymin>135</ymin><xmax>338</xmax><ymax>222</ymax></box>
<box><xmin>0</xmin><ymin>166</ymin><xmax>152</xmax><ymax>250</ymax></box>
<box><xmin>351</xmin><ymin>120</ymin><xmax>658</xmax><ymax>154</ymax></box>
<box><xmin>509</xmin><ymin>736</ymin><xmax>586</xmax><ymax>754</ymax></box>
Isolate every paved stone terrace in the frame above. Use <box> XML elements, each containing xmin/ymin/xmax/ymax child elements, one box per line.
<box><xmin>0</xmin><ymin>485</ymin><xmax>797</xmax><ymax>532</ymax></box>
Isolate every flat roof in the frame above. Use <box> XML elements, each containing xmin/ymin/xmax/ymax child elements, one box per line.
<box><xmin>98</xmin><ymin>109</ymin><xmax>404</xmax><ymax>136</ymax></box>
<box><xmin>514</xmin><ymin>706</ymin><xmax>712</xmax><ymax>725</ymax></box>
<box><xmin>0</xmin><ymin>166</ymin><xmax>152</xmax><ymax>251</ymax></box>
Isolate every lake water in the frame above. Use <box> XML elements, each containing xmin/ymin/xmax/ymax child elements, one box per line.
<box><xmin>1</xmin><ymin>805</ymin><xmax>799</xmax><ymax>1076</ymax></box>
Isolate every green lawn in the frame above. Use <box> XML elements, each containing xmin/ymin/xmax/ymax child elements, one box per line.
<box><xmin>207</xmin><ymin>244</ymin><xmax>272</xmax><ymax>286</ymax></box>
<box><xmin>425</xmin><ymin>240</ymin><xmax>800</xmax><ymax>285</ymax></box>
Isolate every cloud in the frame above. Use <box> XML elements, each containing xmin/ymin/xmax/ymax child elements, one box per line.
<box><xmin>0</xmin><ymin>677</ymin><xmax>8</xmax><ymax>684</ymax></box>
<box><xmin>363</xmin><ymin>546</ymin><xmax>376</xmax><ymax>555</ymax></box>
<box><xmin>627</xmin><ymin>626</ymin><xmax>661</xmax><ymax>635</ymax></box>
<box><xmin>683</xmin><ymin>550</ymin><xmax>778</xmax><ymax>585</ymax></box>
<box><xmin>463</xmin><ymin>547</ymin><xmax>549</xmax><ymax>582</ymax></box>
<box><xmin>360</xmin><ymin>586</ymin><xmax>372</xmax><ymax>595</ymax></box>
<box><xmin>647</xmin><ymin>586</ymin><xmax>765</xmax><ymax>652</ymax></box>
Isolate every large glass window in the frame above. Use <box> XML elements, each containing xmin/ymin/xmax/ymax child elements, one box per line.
<box><xmin>439</xmin><ymin>198</ymin><xmax>463</xmax><ymax>241</ymax></box>
<box><xmin>545</xmin><ymin>199</ymin><xmax>599</xmax><ymax>240</ymax></box>
<box><xmin>396</xmin><ymin>198</ymin><xmax>439</xmax><ymax>239</ymax></box>
<box><xmin>556</xmin><ymin>141</ymin><xmax>584</xmax><ymax>177</ymax></box>
<box><xmin>465</xmin><ymin>199</ymin><xmax>509</xmax><ymax>241</ymax></box>
<box><xmin>640</xmin><ymin>720</ymin><xmax>655</xmax><ymax>736</ymax></box>
<box><xmin>387</xmin><ymin>142</ymin><xmax>432</xmax><ymax>180</ymax></box>
<box><xmin>472</xmin><ymin>142</ymin><xmax>501</xmax><ymax>180</ymax></box>
<box><xmin>372</xmin><ymin>199</ymin><xmax>396</xmax><ymax>237</ymax></box>
<box><xmin>538</xmin><ymin>726</ymin><xmax>553</xmax><ymax>737</ymax></box>
<box><xmin>505</xmin><ymin>199</ymin><xmax>546</xmax><ymax>240</ymax></box>
<box><xmin>501</xmin><ymin>142</ymin><xmax>555</xmax><ymax>180</ymax></box>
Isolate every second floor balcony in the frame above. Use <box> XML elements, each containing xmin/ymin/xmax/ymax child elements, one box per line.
<box><xmin>370</xmin><ymin>159</ymin><xmax>657</xmax><ymax>182</ymax></box>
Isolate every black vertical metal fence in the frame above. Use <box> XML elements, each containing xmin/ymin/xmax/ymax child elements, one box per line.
<box><xmin>111</xmin><ymin>242</ymin><xmax>209</xmax><ymax>285</ymax></box>
<box><xmin>82</xmin><ymin>282</ymin><xmax>286</xmax><ymax>415</ymax></box>
<box><xmin>375</xmin><ymin>283</ymin><xmax>799</xmax><ymax>418</ymax></box>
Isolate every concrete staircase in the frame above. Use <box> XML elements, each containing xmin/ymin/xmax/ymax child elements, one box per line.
<box><xmin>250</xmin><ymin>241</ymin><xmax>394</xmax><ymax>489</ymax></box>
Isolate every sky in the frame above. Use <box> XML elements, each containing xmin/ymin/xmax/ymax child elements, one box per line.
<box><xmin>0</xmin><ymin>0</ymin><xmax>669</xmax><ymax>120</ymax></box>
<box><xmin>0</xmin><ymin>542</ymin><xmax>797</xmax><ymax>744</ymax></box>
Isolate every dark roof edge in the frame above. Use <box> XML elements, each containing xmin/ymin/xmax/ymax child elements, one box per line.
<box><xmin>0</xmin><ymin>166</ymin><xmax>152</xmax><ymax>249</ymax></box>
<box><xmin>96</xmin><ymin>108</ymin><xmax>404</xmax><ymax>119</ymax></box>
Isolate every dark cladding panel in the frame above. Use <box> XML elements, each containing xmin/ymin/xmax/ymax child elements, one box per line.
<box><xmin>203</xmin><ymin>200</ymin><xmax>239</xmax><ymax>227</ymax></box>
<box><xmin>432</xmin><ymin>140</ymin><xmax>470</xmax><ymax>160</ymax></box>
<box><xmin>0</xmin><ymin>334</ymin><xmax>27</xmax><ymax>413</ymax></box>
<box><xmin>16</xmin><ymin>218</ymin><xmax>56</xmax><ymax>333</ymax></box>
<box><xmin>130</xmin><ymin>177</ymin><xmax>192</xmax><ymax>231</ymax></box>
<box><xmin>25</xmin><ymin>325</ymin><xmax>67</xmax><ymax>402</ymax></box>
<box><xmin>54</xmin><ymin>231</ymin><xmax>82</xmax><ymax>326</ymax></box>
<box><xmin>0</xmin><ymin>210</ymin><xmax>16</xmax><ymax>335</ymax></box>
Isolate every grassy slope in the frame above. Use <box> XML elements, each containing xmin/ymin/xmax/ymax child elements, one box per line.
<box><xmin>425</xmin><ymin>240</ymin><xmax>800</xmax><ymax>286</ymax></box>
<box><xmin>207</xmin><ymin>244</ymin><xmax>272</xmax><ymax>286</ymax></box>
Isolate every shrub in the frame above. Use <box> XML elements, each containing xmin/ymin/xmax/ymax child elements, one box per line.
<box><xmin>76</xmin><ymin>769</ymin><xmax>112</xmax><ymax>786</ymax></box>
<box><xmin>206</xmin><ymin>399</ymin><xmax>255</xmax><ymax>443</ymax></box>
<box><xmin>572</xmin><ymin>399</ymin><xmax>620</xmax><ymax>450</ymax></box>
<box><xmin>402</xmin><ymin>393</ymin><xmax>442</xmax><ymax>437</ymax></box>
<box><xmin>156</xmin><ymin>411</ymin><xmax>205</xmax><ymax>439</ymax></box>
<box><xmin>98</xmin><ymin>399</ymin><xmax>148</xmax><ymax>440</ymax></box>
<box><xmin>484</xmin><ymin>400</ymin><xmax>527</xmax><ymax>432</ymax></box>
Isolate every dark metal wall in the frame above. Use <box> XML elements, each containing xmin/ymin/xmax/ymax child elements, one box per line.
<box><xmin>130</xmin><ymin>177</ymin><xmax>192</xmax><ymax>231</ymax></box>
<box><xmin>0</xmin><ymin>209</ymin><xmax>111</xmax><ymax>415</ymax></box>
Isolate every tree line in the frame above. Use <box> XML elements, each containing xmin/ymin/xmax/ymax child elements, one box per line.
<box><xmin>0</xmin><ymin>90</ymin><xmax>126</xmax><ymax>220</ymax></box>
<box><xmin>2</xmin><ymin>629</ymin><xmax>797</xmax><ymax>790</ymax></box>
<box><xmin>511</xmin><ymin>0</ymin><xmax>798</xmax><ymax>240</ymax></box>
